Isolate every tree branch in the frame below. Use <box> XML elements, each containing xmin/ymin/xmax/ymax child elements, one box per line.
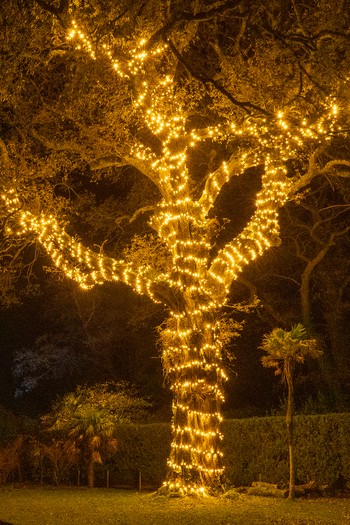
<box><xmin>34</xmin><ymin>0</ymin><xmax>70</xmax><ymax>26</ymax></box>
<box><xmin>299</xmin><ymin>224</ymin><xmax>350</xmax><ymax>324</ymax></box>
<box><xmin>147</xmin><ymin>0</ymin><xmax>244</xmax><ymax>47</ymax></box>
<box><xmin>128</xmin><ymin>205</ymin><xmax>156</xmax><ymax>223</ymax></box>
<box><xmin>206</xmin><ymin>167</ymin><xmax>288</xmax><ymax>298</ymax></box>
<box><xmin>167</xmin><ymin>40</ymin><xmax>271</xmax><ymax>117</ymax></box>
<box><xmin>13</xmin><ymin>208</ymin><xmax>166</xmax><ymax>302</ymax></box>
<box><xmin>292</xmin><ymin>158</ymin><xmax>350</xmax><ymax>194</ymax></box>
<box><xmin>34</xmin><ymin>0</ymin><xmax>69</xmax><ymax>15</ymax></box>
<box><xmin>29</xmin><ymin>131</ymin><xmax>163</xmax><ymax>193</ymax></box>
<box><xmin>199</xmin><ymin>150</ymin><xmax>257</xmax><ymax>214</ymax></box>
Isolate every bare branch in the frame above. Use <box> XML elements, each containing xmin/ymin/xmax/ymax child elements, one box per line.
<box><xmin>292</xmin><ymin>157</ymin><xmax>350</xmax><ymax>193</ymax></box>
<box><xmin>0</xmin><ymin>138</ymin><xmax>10</xmax><ymax>170</ymax></box>
<box><xmin>128</xmin><ymin>205</ymin><xmax>156</xmax><ymax>223</ymax></box>
<box><xmin>291</xmin><ymin>0</ymin><xmax>311</xmax><ymax>37</ymax></box>
<box><xmin>317</xmin><ymin>160</ymin><xmax>350</xmax><ymax>176</ymax></box>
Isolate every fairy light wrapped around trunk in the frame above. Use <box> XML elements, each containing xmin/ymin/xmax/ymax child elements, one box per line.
<box><xmin>1</xmin><ymin>18</ymin><xmax>347</xmax><ymax>495</ymax></box>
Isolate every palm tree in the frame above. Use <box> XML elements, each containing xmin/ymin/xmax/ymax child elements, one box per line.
<box><xmin>42</xmin><ymin>382</ymin><xmax>151</xmax><ymax>487</ymax></box>
<box><xmin>260</xmin><ymin>324</ymin><xmax>322</xmax><ymax>499</ymax></box>
<box><xmin>64</xmin><ymin>404</ymin><xmax>117</xmax><ymax>488</ymax></box>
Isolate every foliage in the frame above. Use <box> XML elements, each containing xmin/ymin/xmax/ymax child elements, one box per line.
<box><xmin>98</xmin><ymin>422</ymin><xmax>171</xmax><ymax>489</ymax></box>
<box><xmin>10</xmin><ymin>280</ymin><xmax>165</xmax><ymax>414</ymax></box>
<box><xmin>13</xmin><ymin>334</ymin><xmax>83</xmax><ymax>397</ymax></box>
<box><xmin>0</xmin><ymin>405</ymin><xmax>17</xmax><ymax>444</ymax></box>
<box><xmin>298</xmin><ymin>390</ymin><xmax>350</xmax><ymax>416</ymax></box>
<box><xmin>27</xmin><ymin>437</ymin><xmax>79</xmax><ymax>485</ymax></box>
<box><xmin>3</xmin><ymin>413</ymin><xmax>350</xmax><ymax>491</ymax></box>
<box><xmin>0</xmin><ymin>436</ymin><xmax>23</xmax><ymax>484</ymax></box>
<box><xmin>42</xmin><ymin>381</ymin><xmax>152</xmax><ymax>429</ymax></box>
<box><xmin>223</xmin><ymin>414</ymin><xmax>350</xmax><ymax>488</ymax></box>
<box><xmin>123</xmin><ymin>234</ymin><xmax>172</xmax><ymax>277</ymax></box>
<box><xmin>260</xmin><ymin>324</ymin><xmax>322</xmax><ymax>377</ymax></box>
<box><xmin>42</xmin><ymin>381</ymin><xmax>152</xmax><ymax>487</ymax></box>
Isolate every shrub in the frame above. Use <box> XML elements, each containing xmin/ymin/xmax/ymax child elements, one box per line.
<box><xmin>41</xmin><ymin>382</ymin><xmax>152</xmax><ymax>488</ymax></box>
<box><xmin>0</xmin><ymin>405</ymin><xmax>17</xmax><ymax>444</ymax></box>
<box><xmin>0</xmin><ymin>436</ymin><xmax>23</xmax><ymax>484</ymax></box>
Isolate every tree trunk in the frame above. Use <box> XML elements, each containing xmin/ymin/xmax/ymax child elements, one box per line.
<box><xmin>300</xmin><ymin>263</ymin><xmax>313</xmax><ymax>330</ymax></box>
<box><xmin>300</xmin><ymin>245</ymin><xmax>333</xmax><ymax>331</ymax></box>
<box><xmin>285</xmin><ymin>360</ymin><xmax>295</xmax><ymax>499</ymax></box>
<box><xmin>161</xmin><ymin>307</ymin><xmax>225</xmax><ymax>494</ymax></box>
<box><xmin>321</xmin><ymin>284</ymin><xmax>350</xmax><ymax>383</ymax></box>
<box><xmin>87</xmin><ymin>456</ymin><xmax>95</xmax><ymax>488</ymax></box>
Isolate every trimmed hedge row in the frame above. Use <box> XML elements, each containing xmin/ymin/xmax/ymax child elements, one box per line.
<box><xmin>97</xmin><ymin>423</ymin><xmax>171</xmax><ymax>488</ymax></box>
<box><xmin>106</xmin><ymin>413</ymin><xmax>350</xmax><ymax>489</ymax></box>
<box><xmin>223</xmin><ymin>414</ymin><xmax>350</xmax><ymax>487</ymax></box>
<box><xmin>1</xmin><ymin>410</ymin><xmax>349</xmax><ymax>488</ymax></box>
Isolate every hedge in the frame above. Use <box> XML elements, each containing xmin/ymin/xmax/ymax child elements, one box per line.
<box><xmin>222</xmin><ymin>414</ymin><xmax>350</xmax><ymax>487</ymax></box>
<box><xmin>104</xmin><ymin>413</ymin><xmax>350</xmax><ymax>489</ymax></box>
<box><xmin>95</xmin><ymin>423</ymin><xmax>171</xmax><ymax>489</ymax></box>
<box><xmin>1</xmin><ymin>410</ymin><xmax>350</xmax><ymax>488</ymax></box>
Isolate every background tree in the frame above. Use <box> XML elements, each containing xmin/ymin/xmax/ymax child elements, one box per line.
<box><xmin>260</xmin><ymin>324</ymin><xmax>322</xmax><ymax>499</ymax></box>
<box><xmin>1</xmin><ymin>0</ymin><xmax>350</xmax><ymax>493</ymax></box>
<box><xmin>11</xmin><ymin>276</ymin><xmax>166</xmax><ymax>415</ymax></box>
<box><xmin>240</xmin><ymin>174</ymin><xmax>350</xmax><ymax>408</ymax></box>
<box><xmin>42</xmin><ymin>381</ymin><xmax>151</xmax><ymax>488</ymax></box>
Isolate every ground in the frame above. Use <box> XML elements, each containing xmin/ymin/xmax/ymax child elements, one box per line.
<box><xmin>0</xmin><ymin>488</ymin><xmax>349</xmax><ymax>524</ymax></box>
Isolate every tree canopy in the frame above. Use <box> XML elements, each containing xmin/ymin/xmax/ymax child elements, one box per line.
<box><xmin>1</xmin><ymin>1</ymin><xmax>350</xmax><ymax>304</ymax></box>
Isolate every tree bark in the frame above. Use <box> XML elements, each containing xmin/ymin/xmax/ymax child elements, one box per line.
<box><xmin>285</xmin><ymin>359</ymin><xmax>295</xmax><ymax>499</ymax></box>
<box><xmin>161</xmin><ymin>308</ymin><xmax>225</xmax><ymax>493</ymax></box>
<box><xmin>300</xmin><ymin>246</ymin><xmax>332</xmax><ymax>329</ymax></box>
<box><xmin>87</xmin><ymin>457</ymin><xmax>95</xmax><ymax>489</ymax></box>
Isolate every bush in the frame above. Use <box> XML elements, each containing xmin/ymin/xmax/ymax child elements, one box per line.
<box><xmin>0</xmin><ymin>436</ymin><xmax>23</xmax><ymax>484</ymax></box>
<box><xmin>0</xmin><ymin>405</ymin><xmax>17</xmax><ymax>444</ymax></box>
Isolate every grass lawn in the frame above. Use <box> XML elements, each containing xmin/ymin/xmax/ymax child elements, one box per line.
<box><xmin>0</xmin><ymin>488</ymin><xmax>349</xmax><ymax>525</ymax></box>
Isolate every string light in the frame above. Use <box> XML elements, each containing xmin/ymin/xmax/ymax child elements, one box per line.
<box><xmin>2</xmin><ymin>18</ymin><xmax>348</xmax><ymax>495</ymax></box>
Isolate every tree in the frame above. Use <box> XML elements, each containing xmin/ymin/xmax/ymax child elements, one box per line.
<box><xmin>13</xmin><ymin>333</ymin><xmax>83</xmax><ymax>399</ymax></box>
<box><xmin>238</xmin><ymin>175</ymin><xmax>350</xmax><ymax>403</ymax></box>
<box><xmin>1</xmin><ymin>1</ymin><xmax>350</xmax><ymax>493</ymax></box>
<box><xmin>260</xmin><ymin>324</ymin><xmax>322</xmax><ymax>499</ymax></box>
<box><xmin>42</xmin><ymin>381</ymin><xmax>151</xmax><ymax>488</ymax></box>
<box><xmin>12</xmin><ymin>278</ymin><xmax>165</xmax><ymax>413</ymax></box>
